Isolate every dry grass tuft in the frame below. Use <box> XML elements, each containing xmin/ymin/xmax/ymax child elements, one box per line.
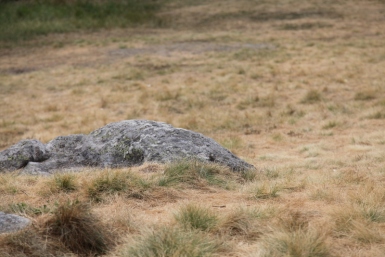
<box><xmin>45</xmin><ymin>200</ymin><xmax>113</xmax><ymax>255</ymax></box>
<box><xmin>251</xmin><ymin>182</ymin><xmax>280</xmax><ymax>199</ymax></box>
<box><xmin>258</xmin><ymin>228</ymin><xmax>330</xmax><ymax>257</ymax></box>
<box><xmin>218</xmin><ymin>208</ymin><xmax>262</xmax><ymax>240</ymax></box>
<box><xmin>301</xmin><ymin>89</ymin><xmax>322</xmax><ymax>104</ymax></box>
<box><xmin>0</xmin><ymin>228</ymin><xmax>70</xmax><ymax>257</ymax></box>
<box><xmin>354</xmin><ymin>90</ymin><xmax>377</xmax><ymax>101</ymax></box>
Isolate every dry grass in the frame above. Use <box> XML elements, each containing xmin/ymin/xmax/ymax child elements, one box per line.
<box><xmin>45</xmin><ymin>200</ymin><xmax>112</xmax><ymax>255</ymax></box>
<box><xmin>1</xmin><ymin>0</ymin><xmax>385</xmax><ymax>256</ymax></box>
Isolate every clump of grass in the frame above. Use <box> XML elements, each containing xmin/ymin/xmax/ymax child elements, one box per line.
<box><xmin>87</xmin><ymin>170</ymin><xmax>129</xmax><ymax>201</ymax></box>
<box><xmin>280</xmin><ymin>22</ymin><xmax>332</xmax><ymax>30</ymax></box>
<box><xmin>0</xmin><ymin>173</ymin><xmax>19</xmax><ymax>195</ymax></box>
<box><xmin>157</xmin><ymin>159</ymin><xmax>233</xmax><ymax>189</ymax></box>
<box><xmin>358</xmin><ymin>203</ymin><xmax>385</xmax><ymax>223</ymax></box>
<box><xmin>271</xmin><ymin>132</ymin><xmax>284</xmax><ymax>142</ymax></box>
<box><xmin>251</xmin><ymin>182</ymin><xmax>280</xmax><ymax>199</ymax></box>
<box><xmin>348</xmin><ymin>184</ymin><xmax>385</xmax><ymax>223</ymax></box>
<box><xmin>332</xmin><ymin>203</ymin><xmax>385</xmax><ymax>243</ymax></box>
<box><xmin>87</xmin><ymin>169</ymin><xmax>151</xmax><ymax>201</ymax></box>
<box><xmin>331</xmin><ymin>206</ymin><xmax>360</xmax><ymax>236</ymax></box>
<box><xmin>46</xmin><ymin>173</ymin><xmax>77</xmax><ymax>194</ymax></box>
<box><xmin>257</xmin><ymin>93</ymin><xmax>276</xmax><ymax>108</ymax></box>
<box><xmin>350</xmin><ymin>220</ymin><xmax>384</xmax><ymax>244</ymax></box>
<box><xmin>175</xmin><ymin>204</ymin><xmax>218</xmax><ymax>232</ymax></box>
<box><xmin>240</xmin><ymin>169</ymin><xmax>259</xmax><ymax>182</ymax></box>
<box><xmin>9</xmin><ymin>202</ymin><xmax>51</xmax><ymax>216</ymax></box>
<box><xmin>155</xmin><ymin>88</ymin><xmax>181</xmax><ymax>101</ymax></box>
<box><xmin>125</xmin><ymin>226</ymin><xmax>222</xmax><ymax>257</ymax></box>
<box><xmin>218</xmin><ymin>208</ymin><xmax>262</xmax><ymax>240</ymax></box>
<box><xmin>354</xmin><ymin>90</ymin><xmax>376</xmax><ymax>101</ymax></box>
<box><xmin>258</xmin><ymin>228</ymin><xmax>330</xmax><ymax>257</ymax></box>
<box><xmin>301</xmin><ymin>89</ymin><xmax>322</xmax><ymax>104</ymax></box>
<box><xmin>237</xmin><ymin>95</ymin><xmax>260</xmax><ymax>110</ymax></box>
<box><xmin>0</xmin><ymin>228</ymin><xmax>70</xmax><ymax>257</ymax></box>
<box><xmin>322</xmin><ymin>121</ymin><xmax>338</xmax><ymax>129</ymax></box>
<box><xmin>45</xmin><ymin>200</ymin><xmax>112</xmax><ymax>255</ymax></box>
<box><xmin>309</xmin><ymin>188</ymin><xmax>336</xmax><ymax>202</ymax></box>
<box><xmin>263</xmin><ymin>167</ymin><xmax>280</xmax><ymax>179</ymax></box>
<box><xmin>278</xmin><ymin>210</ymin><xmax>310</xmax><ymax>232</ymax></box>
<box><xmin>334</xmin><ymin>170</ymin><xmax>368</xmax><ymax>185</ymax></box>
<box><xmin>367</xmin><ymin>110</ymin><xmax>385</xmax><ymax>119</ymax></box>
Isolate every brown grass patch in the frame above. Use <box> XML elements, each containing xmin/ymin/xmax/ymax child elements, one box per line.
<box><xmin>1</xmin><ymin>0</ymin><xmax>385</xmax><ymax>256</ymax></box>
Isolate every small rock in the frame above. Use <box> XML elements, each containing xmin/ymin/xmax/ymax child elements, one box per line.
<box><xmin>0</xmin><ymin>212</ymin><xmax>31</xmax><ymax>234</ymax></box>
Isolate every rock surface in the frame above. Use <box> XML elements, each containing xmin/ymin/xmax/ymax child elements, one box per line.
<box><xmin>0</xmin><ymin>120</ymin><xmax>254</xmax><ymax>174</ymax></box>
<box><xmin>0</xmin><ymin>212</ymin><xmax>31</xmax><ymax>234</ymax></box>
<box><xmin>0</xmin><ymin>139</ymin><xmax>50</xmax><ymax>172</ymax></box>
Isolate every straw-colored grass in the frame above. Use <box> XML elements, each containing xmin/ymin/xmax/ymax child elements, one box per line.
<box><xmin>1</xmin><ymin>0</ymin><xmax>385</xmax><ymax>256</ymax></box>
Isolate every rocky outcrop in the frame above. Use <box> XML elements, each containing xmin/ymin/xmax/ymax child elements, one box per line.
<box><xmin>0</xmin><ymin>212</ymin><xmax>31</xmax><ymax>234</ymax></box>
<box><xmin>0</xmin><ymin>139</ymin><xmax>50</xmax><ymax>172</ymax></box>
<box><xmin>0</xmin><ymin>120</ymin><xmax>254</xmax><ymax>175</ymax></box>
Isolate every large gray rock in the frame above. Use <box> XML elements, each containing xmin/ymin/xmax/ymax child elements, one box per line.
<box><xmin>0</xmin><ymin>212</ymin><xmax>31</xmax><ymax>234</ymax></box>
<box><xmin>0</xmin><ymin>120</ymin><xmax>254</xmax><ymax>174</ymax></box>
<box><xmin>0</xmin><ymin>139</ymin><xmax>50</xmax><ymax>172</ymax></box>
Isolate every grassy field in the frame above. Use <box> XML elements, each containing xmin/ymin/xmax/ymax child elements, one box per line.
<box><xmin>1</xmin><ymin>0</ymin><xmax>385</xmax><ymax>256</ymax></box>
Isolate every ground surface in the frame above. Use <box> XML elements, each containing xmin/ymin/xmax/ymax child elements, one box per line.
<box><xmin>1</xmin><ymin>0</ymin><xmax>385</xmax><ymax>256</ymax></box>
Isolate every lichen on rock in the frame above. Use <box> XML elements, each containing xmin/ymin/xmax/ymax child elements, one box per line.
<box><xmin>0</xmin><ymin>120</ymin><xmax>254</xmax><ymax>174</ymax></box>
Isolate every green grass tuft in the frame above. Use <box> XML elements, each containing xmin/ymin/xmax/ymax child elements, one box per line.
<box><xmin>157</xmin><ymin>159</ymin><xmax>233</xmax><ymax>189</ymax></box>
<box><xmin>175</xmin><ymin>204</ymin><xmax>218</xmax><ymax>232</ymax></box>
<box><xmin>87</xmin><ymin>169</ymin><xmax>151</xmax><ymax>201</ymax></box>
<box><xmin>0</xmin><ymin>0</ymin><xmax>164</xmax><ymax>42</ymax></box>
<box><xmin>125</xmin><ymin>226</ymin><xmax>222</xmax><ymax>257</ymax></box>
<box><xmin>52</xmin><ymin>173</ymin><xmax>77</xmax><ymax>192</ymax></box>
<box><xmin>87</xmin><ymin>170</ymin><xmax>129</xmax><ymax>201</ymax></box>
<box><xmin>8</xmin><ymin>202</ymin><xmax>51</xmax><ymax>216</ymax></box>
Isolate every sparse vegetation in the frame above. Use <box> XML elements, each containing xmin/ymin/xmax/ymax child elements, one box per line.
<box><xmin>301</xmin><ymin>89</ymin><xmax>322</xmax><ymax>104</ymax></box>
<box><xmin>1</xmin><ymin>0</ymin><xmax>385</xmax><ymax>256</ymax></box>
<box><xmin>251</xmin><ymin>182</ymin><xmax>280</xmax><ymax>199</ymax></box>
<box><xmin>354</xmin><ymin>90</ymin><xmax>377</xmax><ymax>101</ymax></box>
<box><xmin>322</xmin><ymin>121</ymin><xmax>338</xmax><ymax>130</ymax></box>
